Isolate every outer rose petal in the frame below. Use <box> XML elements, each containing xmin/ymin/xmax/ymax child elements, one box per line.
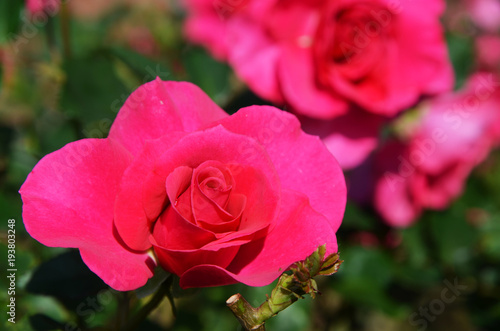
<box><xmin>279</xmin><ymin>46</ymin><xmax>348</xmax><ymax>119</ymax></box>
<box><xmin>299</xmin><ymin>109</ymin><xmax>384</xmax><ymax>169</ymax></box>
<box><xmin>179</xmin><ymin>189</ymin><xmax>339</xmax><ymax>288</ymax></box>
<box><xmin>108</xmin><ymin>78</ymin><xmax>227</xmax><ymax>156</ymax></box>
<box><xmin>228</xmin><ymin>17</ymin><xmax>284</xmax><ymax>103</ymax></box>
<box><xmin>374</xmin><ymin>171</ymin><xmax>421</xmax><ymax>227</ymax></box>
<box><xmin>19</xmin><ymin>139</ymin><xmax>154</xmax><ymax>291</ymax></box>
<box><xmin>213</xmin><ymin>106</ymin><xmax>346</xmax><ymax>231</ymax></box>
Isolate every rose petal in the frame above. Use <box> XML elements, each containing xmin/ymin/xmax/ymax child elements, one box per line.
<box><xmin>373</xmin><ymin>140</ymin><xmax>421</xmax><ymax>227</ymax></box>
<box><xmin>109</xmin><ymin>78</ymin><xmax>227</xmax><ymax>156</ymax></box>
<box><xmin>19</xmin><ymin>139</ymin><xmax>154</xmax><ymax>291</ymax></box>
<box><xmin>411</xmin><ymin>163</ymin><xmax>471</xmax><ymax>210</ymax></box>
<box><xmin>152</xmin><ymin>205</ymin><xmax>216</xmax><ymax>250</ymax></box>
<box><xmin>166</xmin><ymin>165</ymin><xmax>195</xmax><ymax>222</ymax></box>
<box><xmin>114</xmin><ymin>132</ymin><xmax>186</xmax><ymax>252</ymax></box>
<box><xmin>279</xmin><ymin>46</ymin><xmax>348</xmax><ymax>119</ymax></box>
<box><xmin>228</xmin><ymin>17</ymin><xmax>284</xmax><ymax>103</ymax></box>
<box><xmin>178</xmin><ymin>189</ymin><xmax>339</xmax><ymax>288</ymax></box>
<box><xmin>152</xmin><ymin>234</ymin><xmax>241</xmax><ymax>277</ymax></box>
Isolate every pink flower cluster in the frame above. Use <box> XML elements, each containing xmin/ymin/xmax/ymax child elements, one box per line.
<box><xmin>373</xmin><ymin>74</ymin><xmax>500</xmax><ymax>226</ymax></box>
<box><xmin>183</xmin><ymin>0</ymin><xmax>500</xmax><ymax>226</ymax></box>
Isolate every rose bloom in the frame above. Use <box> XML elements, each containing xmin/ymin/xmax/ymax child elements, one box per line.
<box><xmin>20</xmin><ymin>79</ymin><xmax>346</xmax><ymax>290</ymax></box>
<box><xmin>476</xmin><ymin>35</ymin><xmax>500</xmax><ymax>72</ymax></box>
<box><xmin>26</xmin><ymin>0</ymin><xmax>61</xmax><ymax>16</ymax></box>
<box><xmin>373</xmin><ymin>73</ymin><xmax>500</xmax><ymax>227</ymax></box>
<box><xmin>183</xmin><ymin>0</ymin><xmax>454</xmax><ymax>119</ymax></box>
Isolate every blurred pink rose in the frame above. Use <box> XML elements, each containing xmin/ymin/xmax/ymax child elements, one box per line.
<box><xmin>183</xmin><ymin>0</ymin><xmax>454</xmax><ymax>119</ymax></box>
<box><xmin>476</xmin><ymin>35</ymin><xmax>500</xmax><ymax>71</ymax></box>
<box><xmin>20</xmin><ymin>79</ymin><xmax>346</xmax><ymax>290</ymax></box>
<box><xmin>467</xmin><ymin>0</ymin><xmax>500</xmax><ymax>32</ymax></box>
<box><xmin>373</xmin><ymin>73</ymin><xmax>500</xmax><ymax>227</ymax></box>
<box><xmin>26</xmin><ymin>0</ymin><xmax>60</xmax><ymax>16</ymax></box>
<box><xmin>299</xmin><ymin>108</ymin><xmax>385</xmax><ymax>169</ymax></box>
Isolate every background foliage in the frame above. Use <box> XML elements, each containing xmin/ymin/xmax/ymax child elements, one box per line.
<box><xmin>1</xmin><ymin>0</ymin><xmax>499</xmax><ymax>330</ymax></box>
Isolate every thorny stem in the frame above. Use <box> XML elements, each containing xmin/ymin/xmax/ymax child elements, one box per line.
<box><xmin>226</xmin><ymin>245</ymin><xmax>342</xmax><ymax>331</ymax></box>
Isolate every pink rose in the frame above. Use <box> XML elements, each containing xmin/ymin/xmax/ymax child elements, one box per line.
<box><xmin>373</xmin><ymin>73</ymin><xmax>500</xmax><ymax>227</ymax></box>
<box><xmin>476</xmin><ymin>35</ymin><xmax>500</xmax><ymax>72</ymax></box>
<box><xmin>467</xmin><ymin>0</ymin><xmax>500</xmax><ymax>32</ymax></box>
<box><xmin>183</xmin><ymin>0</ymin><xmax>454</xmax><ymax>119</ymax></box>
<box><xmin>26</xmin><ymin>0</ymin><xmax>61</xmax><ymax>16</ymax></box>
<box><xmin>20</xmin><ymin>79</ymin><xmax>346</xmax><ymax>290</ymax></box>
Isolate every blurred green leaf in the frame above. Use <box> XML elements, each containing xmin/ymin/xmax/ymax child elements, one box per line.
<box><xmin>182</xmin><ymin>47</ymin><xmax>231</xmax><ymax>105</ymax></box>
<box><xmin>332</xmin><ymin>246</ymin><xmax>405</xmax><ymax>315</ymax></box>
<box><xmin>337</xmin><ymin>246</ymin><xmax>394</xmax><ymax>287</ymax></box>
<box><xmin>60</xmin><ymin>52</ymin><xmax>129</xmax><ymax>127</ymax></box>
<box><xmin>25</xmin><ymin>250</ymin><xmax>108</xmax><ymax>311</ymax></box>
<box><xmin>342</xmin><ymin>202</ymin><xmax>377</xmax><ymax>231</ymax></box>
<box><xmin>399</xmin><ymin>221</ymin><xmax>430</xmax><ymax>268</ymax></box>
<box><xmin>446</xmin><ymin>34</ymin><xmax>474</xmax><ymax>89</ymax></box>
<box><xmin>135</xmin><ymin>267</ymin><xmax>170</xmax><ymax>299</ymax></box>
<box><xmin>428</xmin><ymin>210</ymin><xmax>477</xmax><ymax>267</ymax></box>
<box><xmin>108</xmin><ymin>46</ymin><xmax>172</xmax><ymax>84</ymax></box>
<box><xmin>0</xmin><ymin>0</ymin><xmax>23</xmax><ymax>44</ymax></box>
<box><xmin>29</xmin><ymin>313</ymin><xmax>66</xmax><ymax>331</ymax></box>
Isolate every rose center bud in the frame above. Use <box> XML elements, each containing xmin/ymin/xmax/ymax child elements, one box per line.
<box><xmin>315</xmin><ymin>3</ymin><xmax>392</xmax><ymax>83</ymax></box>
<box><xmin>197</xmin><ymin>166</ymin><xmax>232</xmax><ymax>207</ymax></box>
<box><xmin>167</xmin><ymin>161</ymin><xmax>246</xmax><ymax>236</ymax></box>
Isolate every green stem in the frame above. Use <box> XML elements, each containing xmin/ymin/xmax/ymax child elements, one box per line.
<box><xmin>121</xmin><ymin>277</ymin><xmax>173</xmax><ymax>331</ymax></box>
<box><xmin>116</xmin><ymin>292</ymin><xmax>130</xmax><ymax>330</ymax></box>
<box><xmin>226</xmin><ymin>245</ymin><xmax>343</xmax><ymax>331</ymax></box>
<box><xmin>60</xmin><ymin>0</ymin><xmax>72</xmax><ymax>59</ymax></box>
<box><xmin>226</xmin><ymin>294</ymin><xmax>265</xmax><ymax>331</ymax></box>
<box><xmin>226</xmin><ymin>273</ymin><xmax>303</xmax><ymax>330</ymax></box>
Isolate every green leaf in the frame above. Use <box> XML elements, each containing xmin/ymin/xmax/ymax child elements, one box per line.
<box><xmin>134</xmin><ymin>267</ymin><xmax>170</xmax><ymax>299</ymax></box>
<box><xmin>0</xmin><ymin>0</ymin><xmax>23</xmax><ymax>45</ymax></box>
<box><xmin>399</xmin><ymin>221</ymin><xmax>430</xmax><ymax>268</ymax></box>
<box><xmin>29</xmin><ymin>313</ymin><xmax>66</xmax><ymax>331</ymax></box>
<box><xmin>108</xmin><ymin>46</ymin><xmax>172</xmax><ymax>84</ymax></box>
<box><xmin>428</xmin><ymin>210</ymin><xmax>477</xmax><ymax>267</ymax></box>
<box><xmin>182</xmin><ymin>47</ymin><xmax>231</xmax><ymax>105</ymax></box>
<box><xmin>341</xmin><ymin>202</ymin><xmax>377</xmax><ymax>231</ymax></box>
<box><xmin>446</xmin><ymin>33</ymin><xmax>474</xmax><ymax>89</ymax></box>
<box><xmin>25</xmin><ymin>250</ymin><xmax>109</xmax><ymax>311</ymax></box>
<box><xmin>60</xmin><ymin>52</ymin><xmax>130</xmax><ymax>128</ymax></box>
